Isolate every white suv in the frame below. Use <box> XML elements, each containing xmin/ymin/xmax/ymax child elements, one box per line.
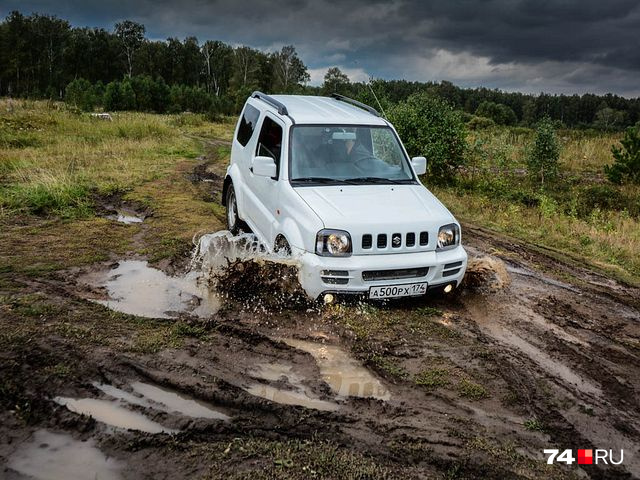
<box><xmin>223</xmin><ymin>92</ymin><xmax>467</xmax><ymax>300</ymax></box>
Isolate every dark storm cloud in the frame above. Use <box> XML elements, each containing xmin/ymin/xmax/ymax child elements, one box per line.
<box><xmin>4</xmin><ymin>0</ymin><xmax>640</xmax><ymax>96</ymax></box>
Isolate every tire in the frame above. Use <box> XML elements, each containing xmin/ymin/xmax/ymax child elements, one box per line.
<box><xmin>226</xmin><ymin>184</ymin><xmax>241</xmax><ymax>234</ymax></box>
<box><xmin>274</xmin><ymin>235</ymin><xmax>292</xmax><ymax>256</ymax></box>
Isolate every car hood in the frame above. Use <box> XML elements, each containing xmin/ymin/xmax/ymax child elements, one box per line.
<box><xmin>294</xmin><ymin>184</ymin><xmax>456</xmax><ymax>231</ymax></box>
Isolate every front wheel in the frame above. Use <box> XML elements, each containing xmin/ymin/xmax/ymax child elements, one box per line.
<box><xmin>226</xmin><ymin>185</ymin><xmax>241</xmax><ymax>234</ymax></box>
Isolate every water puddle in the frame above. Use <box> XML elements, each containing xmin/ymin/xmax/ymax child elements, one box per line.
<box><xmin>246</xmin><ymin>363</ymin><xmax>339</xmax><ymax>411</ymax></box>
<box><xmin>106</xmin><ymin>208</ymin><xmax>144</xmax><ymax>224</ymax></box>
<box><xmin>282</xmin><ymin>339</ymin><xmax>390</xmax><ymax>401</ymax></box>
<box><xmin>7</xmin><ymin>429</ymin><xmax>123</xmax><ymax>480</ymax></box>
<box><xmin>54</xmin><ymin>397</ymin><xmax>176</xmax><ymax>434</ymax></box>
<box><xmin>130</xmin><ymin>382</ymin><xmax>230</xmax><ymax>420</ymax></box>
<box><xmin>94</xmin><ymin>381</ymin><xmax>230</xmax><ymax>421</ymax></box>
<box><xmin>86</xmin><ymin>260</ymin><xmax>220</xmax><ymax>319</ymax></box>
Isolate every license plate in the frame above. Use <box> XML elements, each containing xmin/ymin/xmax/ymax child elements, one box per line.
<box><xmin>369</xmin><ymin>282</ymin><xmax>427</xmax><ymax>299</ymax></box>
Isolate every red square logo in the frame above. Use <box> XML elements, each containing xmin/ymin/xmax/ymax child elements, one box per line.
<box><xmin>578</xmin><ymin>449</ymin><xmax>593</xmax><ymax>465</ymax></box>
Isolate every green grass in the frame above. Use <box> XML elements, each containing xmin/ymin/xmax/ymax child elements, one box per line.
<box><xmin>369</xmin><ymin>354</ymin><xmax>409</xmax><ymax>380</ymax></box>
<box><xmin>524</xmin><ymin>418</ymin><xmax>546</xmax><ymax>432</ymax></box>
<box><xmin>0</xmin><ymin>100</ymin><xmax>205</xmax><ymax>218</ymax></box>
<box><xmin>429</xmin><ymin>125</ymin><xmax>640</xmax><ymax>285</ymax></box>
<box><xmin>0</xmin><ymin>100</ymin><xmax>234</xmax><ymax>273</ymax></box>
<box><xmin>458</xmin><ymin>378</ymin><xmax>489</xmax><ymax>400</ymax></box>
<box><xmin>415</xmin><ymin>368</ymin><xmax>450</xmax><ymax>389</ymax></box>
<box><xmin>199</xmin><ymin>437</ymin><xmax>396</xmax><ymax>479</ymax></box>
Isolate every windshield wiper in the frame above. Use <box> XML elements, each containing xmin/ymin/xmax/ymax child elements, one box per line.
<box><xmin>291</xmin><ymin>177</ymin><xmax>349</xmax><ymax>184</ymax></box>
<box><xmin>344</xmin><ymin>176</ymin><xmax>412</xmax><ymax>184</ymax></box>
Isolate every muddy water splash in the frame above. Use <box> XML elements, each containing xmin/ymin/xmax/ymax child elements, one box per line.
<box><xmin>283</xmin><ymin>339</ymin><xmax>390</xmax><ymax>401</ymax></box>
<box><xmin>463</xmin><ymin>255</ymin><xmax>510</xmax><ymax>293</ymax></box>
<box><xmin>191</xmin><ymin>231</ymin><xmax>311</xmax><ymax>309</ymax></box>
<box><xmin>7</xmin><ymin>429</ymin><xmax>123</xmax><ymax>480</ymax></box>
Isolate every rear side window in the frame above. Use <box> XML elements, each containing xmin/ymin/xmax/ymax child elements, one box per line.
<box><xmin>236</xmin><ymin>104</ymin><xmax>260</xmax><ymax>146</ymax></box>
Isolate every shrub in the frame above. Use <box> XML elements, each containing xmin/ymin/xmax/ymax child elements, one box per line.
<box><xmin>169</xmin><ymin>85</ymin><xmax>211</xmax><ymax>113</ymax></box>
<box><xmin>103</xmin><ymin>80</ymin><xmax>135</xmax><ymax>111</ymax></box>
<box><xmin>64</xmin><ymin>78</ymin><xmax>97</xmax><ymax>112</ymax></box>
<box><xmin>527</xmin><ymin>116</ymin><xmax>560</xmax><ymax>187</ymax></box>
<box><xmin>475</xmin><ymin>101</ymin><xmax>517</xmax><ymax>126</ymax></box>
<box><xmin>103</xmin><ymin>81</ymin><xmax>122</xmax><ymax>111</ymax></box>
<box><xmin>388</xmin><ymin>93</ymin><xmax>467</xmax><ymax>184</ymax></box>
<box><xmin>576</xmin><ymin>185</ymin><xmax>625</xmax><ymax>218</ymax></box>
<box><xmin>467</xmin><ymin>115</ymin><xmax>495</xmax><ymax>130</ymax></box>
<box><xmin>605</xmin><ymin>125</ymin><xmax>640</xmax><ymax>185</ymax></box>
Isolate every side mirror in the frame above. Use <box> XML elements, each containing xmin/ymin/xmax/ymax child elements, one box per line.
<box><xmin>411</xmin><ymin>156</ymin><xmax>427</xmax><ymax>176</ymax></box>
<box><xmin>252</xmin><ymin>156</ymin><xmax>277</xmax><ymax>178</ymax></box>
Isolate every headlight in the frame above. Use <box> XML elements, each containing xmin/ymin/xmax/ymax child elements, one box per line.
<box><xmin>316</xmin><ymin>229</ymin><xmax>352</xmax><ymax>257</ymax></box>
<box><xmin>437</xmin><ymin>224</ymin><xmax>460</xmax><ymax>250</ymax></box>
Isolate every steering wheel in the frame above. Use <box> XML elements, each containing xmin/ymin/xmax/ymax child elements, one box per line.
<box><xmin>353</xmin><ymin>155</ymin><xmax>379</xmax><ymax>171</ymax></box>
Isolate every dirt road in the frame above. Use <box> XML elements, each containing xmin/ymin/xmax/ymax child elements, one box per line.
<box><xmin>1</xmin><ymin>143</ymin><xmax>639</xmax><ymax>480</ymax></box>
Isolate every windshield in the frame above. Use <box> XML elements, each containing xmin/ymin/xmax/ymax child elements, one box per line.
<box><xmin>289</xmin><ymin>125</ymin><xmax>416</xmax><ymax>185</ymax></box>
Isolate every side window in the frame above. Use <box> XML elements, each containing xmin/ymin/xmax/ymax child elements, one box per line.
<box><xmin>236</xmin><ymin>104</ymin><xmax>260</xmax><ymax>146</ymax></box>
<box><xmin>256</xmin><ymin>116</ymin><xmax>283</xmax><ymax>176</ymax></box>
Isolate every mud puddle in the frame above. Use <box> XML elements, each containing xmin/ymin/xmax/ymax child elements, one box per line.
<box><xmin>54</xmin><ymin>396</ymin><xmax>175</xmax><ymax>434</ymax></box>
<box><xmin>7</xmin><ymin>429</ymin><xmax>123</xmax><ymax>480</ymax></box>
<box><xmin>283</xmin><ymin>339</ymin><xmax>390</xmax><ymax>401</ymax></box>
<box><xmin>83</xmin><ymin>260</ymin><xmax>220</xmax><ymax>319</ymax></box>
<box><xmin>106</xmin><ymin>208</ymin><xmax>144</xmax><ymax>224</ymax></box>
<box><xmin>96</xmin><ymin>381</ymin><xmax>230</xmax><ymax>421</ymax></box>
<box><xmin>246</xmin><ymin>363</ymin><xmax>339</xmax><ymax>411</ymax></box>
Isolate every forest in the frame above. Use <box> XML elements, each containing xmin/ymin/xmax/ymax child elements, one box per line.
<box><xmin>1</xmin><ymin>10</ymin><xmax>639</xmax><ymax>128</ymax></box>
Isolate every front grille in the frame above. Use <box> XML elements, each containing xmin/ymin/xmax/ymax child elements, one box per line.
<box><xmin>363</xmin><ymin>267</ymin><xmax>429</xmax><ymax>282</ymax></box>
<box><xmin>442</xmin><ymin>268</ymin><xmax>461</xmax><ymax>277</ymax></box>
<box><xmin>360</xmin><ymin>230</ymin><xmax>429</xmax><ymax>251</ymax></box>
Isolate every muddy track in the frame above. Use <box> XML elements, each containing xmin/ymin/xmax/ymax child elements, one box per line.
<box><xmin>2</xmin><ymin>140</ymin><xmax>639</xmax><ymax>479</ymax></box>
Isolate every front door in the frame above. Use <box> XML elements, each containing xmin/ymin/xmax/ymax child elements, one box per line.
<box><xmin>245</xmin><ymin>113</ymin><xmax>284</xmax><ymax>245</ymax></box>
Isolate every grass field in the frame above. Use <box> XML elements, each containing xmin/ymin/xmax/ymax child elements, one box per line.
<box><xmin>0</xmin><ymin>99</ymin><xmax>232</xmax><ymax>274</ymax></box>
<box><xmin>436</xmin><ymin>125</ymin><xmax>640</xmax><ymax>284</ymax></box>
<box><xmin>1</xmin><ymin>99</ymin><xmax>638</xmax><ymax>284</ymax></box>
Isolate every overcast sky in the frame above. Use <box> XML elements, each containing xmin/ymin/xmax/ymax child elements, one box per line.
<box><xmin>4</xmin><ymin>0</ymin><xmax>640</xmax><ymax>97</ymax></box>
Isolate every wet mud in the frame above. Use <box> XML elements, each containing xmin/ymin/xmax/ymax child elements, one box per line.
<box><xmin>2</xmin><ymin>152</ymin><xmax>640</xmax><ymax>479</ymax></box>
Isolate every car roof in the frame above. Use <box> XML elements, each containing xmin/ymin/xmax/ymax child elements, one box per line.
<box><xmin>265</xmin><ymin>95</ymin><xmax>388</xmax><ymax>126</ymax></box>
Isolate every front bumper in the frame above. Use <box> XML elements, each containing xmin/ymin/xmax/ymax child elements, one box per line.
<box><xmin>297</xmin><ymin>245</ymin><xmax>467</xmax><ymax>299</ymax></box>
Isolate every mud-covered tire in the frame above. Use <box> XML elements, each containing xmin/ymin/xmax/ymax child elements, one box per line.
<box><xmin>226</xmin><ymin>184</ymin><xmax>241</xmax><ymax>234</ymax></box>
<box><xmin>274</xmin><ymin>235</ymin><xmax>292</xmax><ymax>256</ymax></box>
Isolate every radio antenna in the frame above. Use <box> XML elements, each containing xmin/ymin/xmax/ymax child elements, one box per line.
<box><xmin>367</xmin><ymin>79</ymin><xmax>387</xmax><ymax>119</ymax></box>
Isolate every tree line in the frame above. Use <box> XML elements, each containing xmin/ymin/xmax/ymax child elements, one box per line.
<box><xmin>1</xmin><ymin>11</ymin><xmax>639</xmax><ymax>129</ymax></box>
<box><xmin>0</xmin><ymin>11</ymin><xmax>309</xmax><ymax>114</ymax></box>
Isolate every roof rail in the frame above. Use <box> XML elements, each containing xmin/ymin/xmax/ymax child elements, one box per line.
<box><xmin>251</xmin><ymin>91</ymin><xmax>289</xmax><ymax>116</ymax></box>
<box><xmin>331</xmin><ymin>93</ymin><xmax>380</xmax><ymax>117</ymax></box>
